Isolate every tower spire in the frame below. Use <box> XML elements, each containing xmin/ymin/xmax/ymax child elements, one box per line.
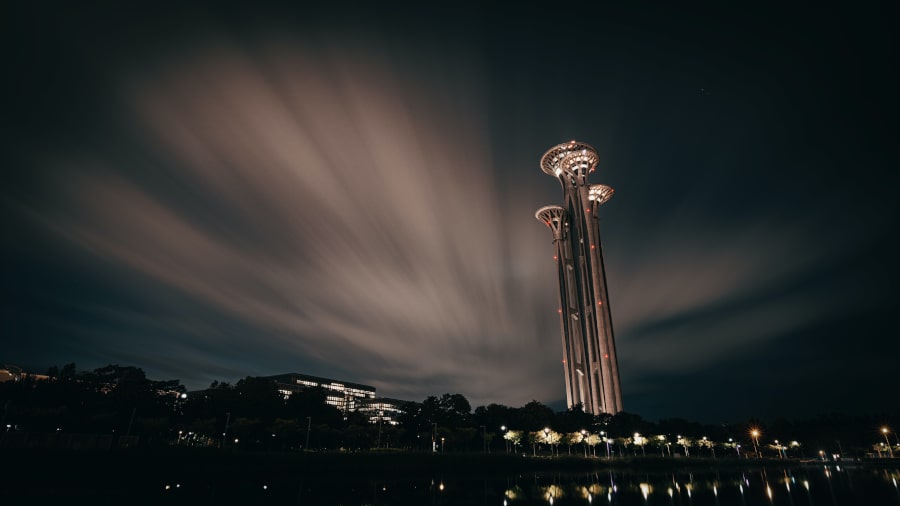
<box><xmin>535</xmin><ymin>141</ymin><xmax>623</xmax><ymax>415</ymax></box>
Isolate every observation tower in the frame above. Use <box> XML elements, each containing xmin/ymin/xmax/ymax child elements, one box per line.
<box><xmin>535</xmin><ymin>141</ymin><xmax>623</xmax><ymax>415</ymax></box>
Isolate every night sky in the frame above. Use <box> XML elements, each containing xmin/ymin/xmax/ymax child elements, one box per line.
<box><xmin>2</xmin><ymin>2</ymin><xmax>898</xmax><ymax>423</ymax></box>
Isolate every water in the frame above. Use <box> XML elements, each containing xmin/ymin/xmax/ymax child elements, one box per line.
<box><xmin>120</xmin><ymin>464</ymin><xmax>900</xmax><ymax>505</ymax></box>
<box><xmin>4</xmin><ymin>461</ymin><xmax>899</xmax><ymax>505</ymax></box>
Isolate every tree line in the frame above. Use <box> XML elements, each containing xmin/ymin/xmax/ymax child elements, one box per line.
<box><xmin>1</xmin><ymin>363</ymin><xmax>896</xmax><ymax>458</ymax></box>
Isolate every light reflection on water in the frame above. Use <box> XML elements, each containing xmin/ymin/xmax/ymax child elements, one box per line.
<box><xmin>146</xmin><ymin>465</ymin><xmax>900</xmax><ymax>505</ymax></box>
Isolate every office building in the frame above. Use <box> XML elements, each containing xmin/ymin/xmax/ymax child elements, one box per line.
<box><xmin>266</xmin><ymin>373</ymin><xmax>376</xmax><ymax>413</ymax></box>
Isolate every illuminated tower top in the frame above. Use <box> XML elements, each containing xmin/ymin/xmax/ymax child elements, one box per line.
<box><xmin>540</xmin><ymin>140</ymin><xmax>600</xmax><ymax>181</ymax></box>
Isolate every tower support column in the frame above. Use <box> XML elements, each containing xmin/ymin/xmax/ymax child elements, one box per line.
<box><xmin>535</xmin><ymin>141</ymin><xmax>623</xmax><ymax>415</ymax></box>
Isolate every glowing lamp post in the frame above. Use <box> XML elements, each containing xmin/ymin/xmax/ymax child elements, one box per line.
<box><xmin>774</xmin><ymin>440</ymin><xmax>785</xmax><ymax>460</ymax></box>
<box><xmin>432</xmin><ymin>422</ymin><xmax>437</xmax><ymax>453</ymax></box>
<box><xmin>750</xmin><ymin>429</ymin><xmax>761</xmax><ymax>459</ymax></box>
<box><xmin>677</xmin><ymin>435</ymin><xmax>689</xmax><ymax>457</ymax></box>
<box><xmin>883</xmin><ymin>428</ymin><xmax>894</xmax><ymax>458</ymax></box>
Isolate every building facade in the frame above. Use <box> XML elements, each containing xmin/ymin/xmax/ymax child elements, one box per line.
<box><xmin>535</xmin><ymin>141</ymin><xmax>624</xmax><ymax>415</ymax></box>
<box><xmin>266</xmin><ymin>373</ymin><xmax>376</xmax><ymax>413</ymax></box>
<box><xmin>356</xmin><ymin>397</ymin><xmax>409</xmax><ymax>426</ymax></box>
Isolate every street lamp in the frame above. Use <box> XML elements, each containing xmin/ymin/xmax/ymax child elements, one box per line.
<box><xmin>658</xmin><ymin>435</ymin><xmax>669</xmax><ymax>457</ymax></box>
<box><xmin>750</xmin><ymin>429</ymin><xmax>761</xmax><ymax>459</ymax></box>
<box><xmin>581</xmin><ymin>429</ymin><xmax>588</xmax><ymax>457</ymax></box>
<box><xmin>432</xmin><ymin>422</ymin><xmax>437</xmax><ymax>453</ymax></box>
<box><xmin>305</xmin><ymin>416</ymin><xmax>311</xmax><ymax>450</ymax></box>
<box><xmin>774</xmin><ymin>440</ymin><xmax>783</xmax><ymax>459</ymax></box>
<box><xmin>882</xmin><ymin>427</ymin><xmax>894</xmax><ymax>458</ymax></box>
<box><xmin>702</xmin><ymin>436</ymin><xmax>716</xmax><ymax>459</ymax></box>
<box><xmin>729</xmin><ymin>438</ymin><xmax>741</xmax><ymax>458</ymax></box>
<box><xmin>790</xmin><ymin>440</ymin><xmax>801</xmax><ymax>459</ymax></box>
<box><xmin>599</xmin><ymin>431</ymin><xmax>610</xmax><ymax>459</ymax></box>
<box><xmin>544</xmin><ymin>427</ymin><xmax>551</xmax><ymax>456</ymax></box>
<box><xmin>501</xmin><ymin>425</ymin><xmax>509</xmax><ymax>453</ymax></box>
<box><xmin>677</xmin><ymin>435</ymin><xmax>689</xmax><ymax>456</ymax></box>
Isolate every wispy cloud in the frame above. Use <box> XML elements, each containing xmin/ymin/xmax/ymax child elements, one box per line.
<box><xmin>32</xmin><ymin>38</ymin><xmax>561</xmax><ymax>405</ymax></box>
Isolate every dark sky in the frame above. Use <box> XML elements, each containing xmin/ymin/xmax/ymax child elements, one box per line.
<box><xmin>2</xmin><ymin>2</ymin><xmax>898</xmax><ymax>423</ymax></box>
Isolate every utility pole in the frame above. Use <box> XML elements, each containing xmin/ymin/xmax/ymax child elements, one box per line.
<box><xmin>126</xmin><ymin>407</ymin><xmax>137</xmax><ymax>436</ymax></box>
<box><xmin>221</xmin><ymin>412</ymin><xmax>230</xmax><ymax>448</ymax></box>
<box><xmin>305</xmin><ymin>416</ymin><xmax>311</xmax><ymax>450</ymax></box>
<box><xmin>376</xmin><ymin>411</ymin><xmax>383</xmax><ymax>449</ymax></box>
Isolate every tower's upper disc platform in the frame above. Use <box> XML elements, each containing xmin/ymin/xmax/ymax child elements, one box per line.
<box><xmin>540</xmin><ymin>140</ymin><xmax>599</xmax><ymax>177</ymax></box>
<box><xmin>588</xmin><ymin>184</ymin><xmax>615</xmax><ymax>206</ymax></box>
<box><xmin>535</xmin><ymin>204</ymin><xmax>566</xmax><ymax>224</ymax></box>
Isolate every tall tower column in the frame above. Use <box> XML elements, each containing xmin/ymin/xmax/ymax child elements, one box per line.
<box><xmin>535</xmin><ymin>141</ymin><xmax>623</xmax><ymax>415</ymax></box>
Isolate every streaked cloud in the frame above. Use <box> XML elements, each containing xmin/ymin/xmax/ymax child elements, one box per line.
<box><xmin>29</xmin><ymin>37</ymin><xmax>561</xmax><ymax>405</ymax></box>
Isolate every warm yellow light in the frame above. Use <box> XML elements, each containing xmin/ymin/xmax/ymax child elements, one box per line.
<box><xmin>640</xmin><ymin>483</ymin><xmax>651</xmax><ymax>499</ymax></box>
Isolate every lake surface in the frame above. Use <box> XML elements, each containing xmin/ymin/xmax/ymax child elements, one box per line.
<box><xmin>12</xmin><ymin>462</ymin><xmax>895</xmax><ymax>505</ymax></box>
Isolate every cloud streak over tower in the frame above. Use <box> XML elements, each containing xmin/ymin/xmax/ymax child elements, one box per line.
<box><xmin>536</xmin><ymin>141</ymin><xmax>623</xmax><ymax>415</ymax></box>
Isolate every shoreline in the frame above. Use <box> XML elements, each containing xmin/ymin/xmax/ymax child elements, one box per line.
<box><xmin>6</xmin><ymin>447</ymin><xmax>891</xmax><ymax>481</ymax></box>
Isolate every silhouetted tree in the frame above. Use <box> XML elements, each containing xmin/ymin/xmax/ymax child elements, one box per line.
<box><xmin>284</xmin><ymin>387</ymin><xmax>343</xmax><ymax>427</ymax></box>
<box><xmin>607</xmin><ymin>412</ymin><xmax>651</xmax><ymax>439</ymax></box>
<box><xmin>555</xmin><ymin>403</ymin><xmax>594</xmax><ymax>433</ymax></box>
<box><xmin>517</xmin><ymin>400</ymin><xmax>554</xmax><ymax>431</ymax></box>
<box><xmin>437</xmin><ymin>393</ymin><xmax>472</xmax><ymax>427</ymax></box>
